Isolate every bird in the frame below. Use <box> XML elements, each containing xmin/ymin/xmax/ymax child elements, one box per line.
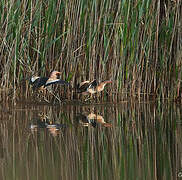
<box><xmin>77</xmin><ymin>79</ymin><xmax>112</xmax><ymax>101</ymax></box>
<box><xmin>30</xmin><ymin>71</ymin><xmax>70</xmax><ymax>91</ymax></box>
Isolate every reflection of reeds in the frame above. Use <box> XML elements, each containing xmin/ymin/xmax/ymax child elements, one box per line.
<box><xmin>0</xmin><ymin>1</ymin><xmax>181</xmax><ymax>102</ymax></box>
<box><xmin>0</xmin><ymin>103</ymin><xmax>181</xmax><ymax>179</ymax></box>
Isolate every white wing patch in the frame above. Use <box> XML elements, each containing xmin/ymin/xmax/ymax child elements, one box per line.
<box><xmin>45</xmin><ymin>79</ymin><xmax>60</xmax><ymax>86</ymax></box>
<box><xmin>31</xmin><ymin>76</ymin><xmax>40</xmax><ymax>83</ymax></box>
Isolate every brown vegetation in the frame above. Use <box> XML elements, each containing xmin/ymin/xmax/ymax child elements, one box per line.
<box><xmin>0</xmin><ymin>0</ymin><xmax>181</xmax><ymax>102</ymax></box>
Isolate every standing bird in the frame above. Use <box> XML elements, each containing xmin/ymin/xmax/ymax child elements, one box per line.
<box><xmin>77</xmin><ymin>79</ymin><xmax>112</xmax><ymax>101</ymax></box>
<box><xmin>30</xmin><ymin>71</ymin><xmax>70</xmax><ymax>91</ymax></box>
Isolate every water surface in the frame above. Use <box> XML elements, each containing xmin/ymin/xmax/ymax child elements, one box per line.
<box><xmin>0</xmin><ymin>101</ymin><xmax>181</xmax><ymax>180</ymax></box>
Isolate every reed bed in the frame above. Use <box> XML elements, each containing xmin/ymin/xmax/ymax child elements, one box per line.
<box><xmin>0</xmin><ymin>0</ymin><xmax>181</xmax><ymax>102</ymax></box>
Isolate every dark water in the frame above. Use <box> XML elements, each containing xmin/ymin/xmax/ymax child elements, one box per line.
<box><xmin>0</xmin><ymin>101</ymin><xmax>182</xmax><ymax>180</ymax></box>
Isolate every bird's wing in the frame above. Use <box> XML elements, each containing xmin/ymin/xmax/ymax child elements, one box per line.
<box><xmin>77</xmin><ymin>81</ymin><xmax>90</xmax><ymax>93</ymax></box>
<box><xmin>79</xmin><ymin>81</ymin><xmax>90</xmax><ymax>87</ymax></box>
<box><xmin>44</xmin><ymin>79</ymin><xmax>69</xmax><ymax>87</ymax></box>
<box><xmin>32</xmin><ymin>77</ymin><xmax>48</xmax><ymax>89</ymax></box>
<box><xmin>30</xmin><ymin>76</ymin><xmax>40</xmax><ymax>85</ymax></box>
<box><xmin>88</xmin><ymin>79</ymin><xmax>97</xmax><ymax>89</ymax></box>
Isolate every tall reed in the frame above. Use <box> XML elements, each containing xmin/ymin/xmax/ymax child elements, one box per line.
<box><xmin>0</xmin><ymin>0</ymin><xmax>181</xmax><ymax>102</ymax></box>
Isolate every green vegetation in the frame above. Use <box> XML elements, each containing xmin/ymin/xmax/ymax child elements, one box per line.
<box><xmin>0</xmin><ymin>0</ymin><xmax>181</xmax><ymax>101</ymax></box>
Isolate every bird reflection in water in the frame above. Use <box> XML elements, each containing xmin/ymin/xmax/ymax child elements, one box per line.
<box><xmin>30</xmin><ymin>112</ymin><xmax>66</xmax><ymax>136</ymax></box>
<box><xmin>76</xmin><ymin>112</ymin><xmax>112</xmax><ymax>127</ymax></box>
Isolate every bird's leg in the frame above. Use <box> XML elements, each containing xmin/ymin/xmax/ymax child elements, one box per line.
<box><xmin>93</xmin><ymin>93</ymin><xmax>96</xmax><ymax>100</ymax></box>
<box><xmin>84</xmin><ymin>95</ymin><xmax>90</xmax><ymax>101</ymax></box>
<box><xmin>84</xmin><ymin>94</ymin><xmax>93</xmax><ymax>102</ymax></box>
<box><xmin>35</xmin><ymin>89</ymin><xmax>50</xmax><ymax>103</ymax></box>
<box><xmin>41</xmin><ymin>89</ymin><xmax>50</xmax><ymax>103</ymax></box>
